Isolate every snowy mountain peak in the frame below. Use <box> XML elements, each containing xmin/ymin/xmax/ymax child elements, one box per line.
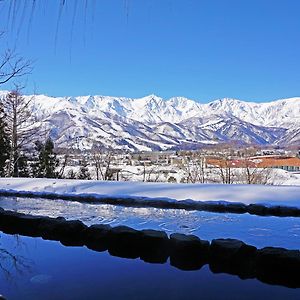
<box><xmin>0</xmin><ymin>91</ymin><xmax>299</xmax><ymax>150</ymax></box>
<box><xmin>142</xmin><ymin>94</ymin><xmax>161</xmax><ymax>100</ymax></box>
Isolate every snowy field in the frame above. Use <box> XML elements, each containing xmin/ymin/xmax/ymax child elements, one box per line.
<box><xmin>0</xmin><ymin>177</ymin><xmax>299</xmax><ymax>208</ymax></box>
<box><xmin>63</xmin><ymin>165</ymin><xmax>300</xmax><ymax>186</ymax></box>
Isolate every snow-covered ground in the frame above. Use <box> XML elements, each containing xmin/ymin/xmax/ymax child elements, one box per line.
<box><xmin>0</xmin><ymin>177</ymin><xmax>299</xmax><ymax>208</ymax></box>
<box><xmin>63</xmin><ymin>165</ymin><xmax>300</xmax><ymax>185</ymax></box>
<box><xmin>270</xmin><ymin>169</ymin><xmax>300</xmax><ymax>185</ymax></box>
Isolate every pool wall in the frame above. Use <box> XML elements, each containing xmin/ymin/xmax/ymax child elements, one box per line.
<box><xmin>0</xmin><ymin>207</ymin><xmax>299</xmax><ymax>288</ymax></box>
<box><xmin>0</xmin><ymin>190</ymin><xmax>300</xmax><ymax>217</ymax></box>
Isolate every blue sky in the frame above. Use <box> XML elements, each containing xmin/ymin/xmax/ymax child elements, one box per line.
<box><xmin>1</xmin><ymin>0</ymin><xmax>300</xmax><ymax>103</ymax></box>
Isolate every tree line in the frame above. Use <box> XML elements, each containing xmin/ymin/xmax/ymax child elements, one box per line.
<box><xmin>0</xmin><ymin>89</ymin><xmax>94</xmax><ymax>180</ymax></box>
<box><xmin>0</xmin><ymin>89</ymin><xmax>58</xmax><ymax>178</ymax></box>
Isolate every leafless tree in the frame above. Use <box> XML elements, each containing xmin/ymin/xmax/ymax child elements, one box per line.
<box><xmin>241</xmin><ymin>158</ymin><xmax>272</xmax><ymax>185</ymax></box>
<box><xmin>179</xmin><ymin>152</ymin><xmax>206</xmax><ymax>183</ymax></box>
<box><xmin>66</xmin><ymin>169</ymin><xmax>77</xmax><ymax>179</ymax></box>
<box><xmin>92</xmin><ymin>144</ymin><xmax>116</xmax><ymax>180</ymax></box>
<box><xmin>0</xmin><ymin>234</ymin><xmax>33</xmax><ymax>282</ymax></box>
<box><xmin>143</xmin><ymin>165</ymin><xmax>162</xmax><ymax>182</ymax></box>
<box><xmin>0</xmin><ymin>32</ymin><xmax>32</xmax><ymax>86</ymax></box>
<box><xmin>0</xmin><ymin>246</ymin><xmax>32</xmax><ymax>281</ymax></box>
<box><xmin>215</xmin><ymin>156</ymin><xmax>235</xmax><ymax>184</ymax></box>
<box><xmin>135</xmin><ymin>155</ymin><xmax>162</xmax><ymax>182</ymax></box>
<box><xmin>0</xmin><ymin>49</ymin><xmax>32</xmax><ymax>85</ymax></box>
<box><xmin>1</xmin><ymin>88</ymin><xmax>40</xmax><ymax>176</ymax></box>
<box><xmin>56</xmin><ymin>154</ymin><xmax>69</xmax><ymax>179</ymax></box>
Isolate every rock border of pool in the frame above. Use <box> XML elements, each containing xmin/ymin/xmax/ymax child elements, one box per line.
<box><xmin>0</xmin><ymin>190</ymin><xmax>300</xmax><ymax>217</ymax></box>
<box><xmin>0</xmin><ymin>208</ymin><xmax>299</xmax><ymax>288</ymax></box>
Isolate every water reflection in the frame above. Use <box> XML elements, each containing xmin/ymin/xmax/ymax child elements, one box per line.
<box><xmin>0</xmin><ymin>196</ymin><xmax>300</xmax><ymax>249</ymax></box>
<box><xmin>0</xmin><ymin>234</ymin><xmax>33</xmax><ymax>283</ymax></box>
<box><xmin>0</xmin><ymin>232</ymin><xmax>299</xmax><ymax>300</ymax></box>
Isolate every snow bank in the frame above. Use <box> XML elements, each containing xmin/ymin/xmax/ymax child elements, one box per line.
<box><xmin>0</xmin><ymin>178</ymin><xmax>299</xmax><ymax>208</ymax></box>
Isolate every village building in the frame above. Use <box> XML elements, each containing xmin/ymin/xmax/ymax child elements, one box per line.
<box><xmin>207</xmin><ymin>155</ymin><xmax>300</xmax><ymax>172</ymax></box>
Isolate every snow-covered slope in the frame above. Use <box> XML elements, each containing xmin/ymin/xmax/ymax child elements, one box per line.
<box><xmin>71</xmin><ymin>95</ymin><xmax>300</xmax><ymax>128</ymax></box>
<box><xmin>0</xmin><ymin>91</ymin><xmax>299</xmax><ymax>150</ymax></box>
<box><xmin>206</xmin><ymin>97</ymin><xmax>300</xmax><ymax>128</ymax></box>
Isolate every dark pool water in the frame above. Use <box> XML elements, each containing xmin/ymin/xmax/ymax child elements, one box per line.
<box><xmin>0</xmin><ymin>196</ymin><xmax>300</xmax><ymax>249</ymax></box>
<box><xmin>0</xmin><ymin>233</ymin><xmax>299</xmax><ymax>300</ymax></box>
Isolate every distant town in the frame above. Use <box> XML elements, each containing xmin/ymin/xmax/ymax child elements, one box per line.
<box><xmin>59</xmin><ymin>146</ymin><xmax>300</xmax><ymax>184</ymax></box>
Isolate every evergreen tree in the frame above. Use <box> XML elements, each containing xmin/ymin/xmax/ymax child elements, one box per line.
<box><xmin>18</xmin><ymin>154</ymin><xmax>29</xmax><ymax>177</ymax></box>
<box><xmin>31</xmin><ymin>140</ymin><xmax>43</xmax><ymax>177</ymax></box>
<box><xmin>37</xmin><ymin>138</ymin><xmax>58</xmax><ymax>178</ymax></box>
<box><xmin>0</xmin><ymin>104</ymin><xmax>10</xmax><ymax>176</ymax></box>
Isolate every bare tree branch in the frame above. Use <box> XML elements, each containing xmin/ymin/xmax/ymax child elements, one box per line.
<box><xmin>0</xmin><ymin>47</ymin><xmax>32</xmax><ymax>85</ymax></box>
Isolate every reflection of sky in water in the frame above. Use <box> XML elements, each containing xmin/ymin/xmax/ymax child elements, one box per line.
<box><xmin>0</xmin><ymin>196</ymin><xmax>300</xmax><ymax>249</ymax></box>
<box><xmin>1</xmin><ymin>233</ymin><xmax>300</xmax><ymax>300</ymax></box>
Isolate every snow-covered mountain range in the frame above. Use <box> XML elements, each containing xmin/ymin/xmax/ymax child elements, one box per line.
<box><xmin>1</xmin><ymin>91</ymin><xmax>299</xmax><ymax>151</ymax></box>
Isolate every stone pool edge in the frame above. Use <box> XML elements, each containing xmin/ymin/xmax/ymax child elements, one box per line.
<box><xmin>0</xmin><ymin>208</ymin><xmax>299</xmax><ymax>289</ymax></box>
<box><xmin>0</xmin><ymin>189</ymin><xmax>299</xmax><ymax>217</ymax></box>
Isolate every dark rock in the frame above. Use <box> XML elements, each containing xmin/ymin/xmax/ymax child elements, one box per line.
<box><xmin>58</xmin><ymin>220</ymin><xmax>88</xmax><ymax>246</ymax></box>
<box><xmin>108</xmin><ymin>226</ymin><xmax>142</xmax><ymax>259</ymax></box>
<box><xmin>280</xmin><ymin>206</ymin><xmax>300</xmax><ymax>217</ymax></box>
<box><xmin>85</xmin><ymin>224</ymin><xmax>112</xmax><ymax>252</ymax></box>
<box><xmin>226</xmin><ymin>203</ymin><xmax>248</xmax><ymax>214</ymax></box>
<box><xmin>247</xmin><ymin>204</ymin><xmax>268</xmax><ymax>216</ymax></box>
<box><xmin>170</xmin><ymin>233</ymin><xmax>209</xmax><ymax>270</ymax></box>
<box><xmin>38</xmin><ymin>217</ymin><xmax>87</xmax><ymax>245</ymax></box>
<box><xmin>256</xmin><ymin>247</ymin><xmax>300</xmax><ymax>288</ymax></box>
<box><xmin>7</xmin><ymin>214</ymin><xmax>45</xmax><ymax>237</ymax></box>
<box><xmin>38</xmin><ymin>217</ymin><xmax>67</xmax><ymax>240</ymax></box>
<box><xmin>209</xmin><ymin>238</ymin><xmax>257</xmax><ymax>278</ymax></box>
<box><xmin>0</xmin><ymin>211</ymin><xmax>25</xmax><ymax>233</ymax></box>
<box><xmin>267</xmin><ymin>206</ymin><xmax>283</xmax><ymax>216</ymax></box>
<box><xmin>210</xmin><ymin>238</ymin><xmax>255</xmax><ymax>260</ymax></box>
<box><xmin>268</xmin><ymin>206</ymin><xmax>300</xmax><ymax>217</ymax></box>
<box><xmin>205</xmin><ymin>204</ymin><xmax>227</xmax><ymax>213</ymax></box>
<box><xmin>256</xmin><ymin>247</ymin><xmax>300</xmax><ymax>271</ymax></box>
<box><xmin>139</xmin><ymin>229</ymin><xmax>170</xmax><ymax>264</ymax></box>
